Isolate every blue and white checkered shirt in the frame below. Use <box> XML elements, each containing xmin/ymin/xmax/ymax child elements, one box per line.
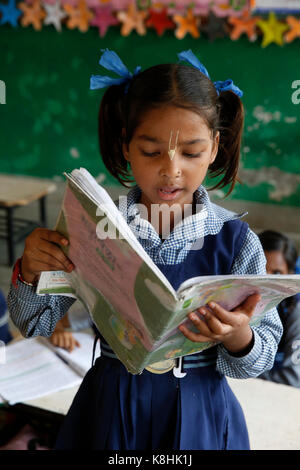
<box><xmin>8</xmin><ymin>184</ymin><xmax>282</xmax><ymax>379</ymax></box>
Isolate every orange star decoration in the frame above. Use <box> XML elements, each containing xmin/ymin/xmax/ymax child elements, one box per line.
<box><xmin>117</xmin><ymin>2</ymin><xmax>148</xmax><ymax>37</ymax></box>
<box><xmin>173</xmin><ymin>8</ymin><xmax>200</xmax><ymax>39</ymax></box>
<box><xmin>256</xmin><ymin>12</ymin><xmax>289</xmax><ymax>48</ymax></box>
<box><xmin>228</xmin><ymin>11</ymin><xmax>259</xmax><ymax>42</ymax></box>
<box><xmin>285</xmin><ymin>16</ymin><xmax>300</xmax><ymax>43</ymax></box>
<box><xmin>63</xmin><ymin>0</ymin><xmax>94</xmax><ymax>33</ymax></box>
<box><xmin>18</xmin><ymin>0</ymin><xmax>46</xmax><ymax>31</ymax></box>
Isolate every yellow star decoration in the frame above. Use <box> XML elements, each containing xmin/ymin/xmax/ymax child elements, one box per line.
<box><xmin>117</xmin><ymin>2</ymin><xmax>147</xmax><ymax>36</ymax></box>
<box><xmin>173</xmin><ymin>8</ymin><xmax>200</xmax><ymax>39</ymax></box>
<box><xmin>257</xmin><ymin>12</ymin><xmax>289</xmax><ymax>47</ymax></box>
<box><xmin>18</xmin><ymin>0</ymin><xmax>46</xmax><ymax>31</ymax></box>
<box><xmin>63</xmin><ymin>0</ymin><xmax>94</xmax><ymax>33</ymax></box>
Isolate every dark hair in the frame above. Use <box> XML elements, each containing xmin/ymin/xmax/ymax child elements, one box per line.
<box><xmin>98</xmin><ymin>63</ymin><xmax>244</xmax><ymax>195</ymax></box>
<box><xmin>258</xmin><ymin>230</ymin><xmax>298</xmax><ymax>273</ymax></box>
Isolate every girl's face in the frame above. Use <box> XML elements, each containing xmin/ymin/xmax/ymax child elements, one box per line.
<box><xmin>123</xmin><ymin>105</ymin><xmax>219</xmax><ymax>215</ymax></box>
<box><xmin>264</xmin><ymin>250</ymin><xmax>289</xmax><ymax>275</ymax></box>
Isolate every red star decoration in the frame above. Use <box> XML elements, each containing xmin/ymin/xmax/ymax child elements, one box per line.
<box><xmin>146</xmin><ymin>8</ymin><xmax>174</xmax><ymax>36</ymax></box>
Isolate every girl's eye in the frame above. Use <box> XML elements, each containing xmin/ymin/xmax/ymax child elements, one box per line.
<box><xmin>141</xmin><ymin>150</ymin><xmax>160</xmax><ymax>157</ymax></box>
<box><xmin>183</xmin><ymin>153</ymin><xmax>201</xmax><ymax>158</ymax></box>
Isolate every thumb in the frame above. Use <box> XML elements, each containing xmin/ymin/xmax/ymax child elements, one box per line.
<box><xmin>233</xmin><ymin>293</ymin><xmax>261</xmax><ymax>316</ymax></box>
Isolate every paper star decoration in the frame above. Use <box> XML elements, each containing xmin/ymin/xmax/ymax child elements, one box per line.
<box><xmin>63</xmin><ymin>0</ymin><xmax>93</xmax><ymax>32</ymax></box>
<box><xmin>18</xmin><ymin>0</ymin><xmax>46</xmax><ymax>30</ymax></box>
<box><xmin>146</xmin><ymin>7</ymin><xmax>174</xmax><ymax>36</ymax></box>
<box><xmin>43</xmin><ymin>0</ymin><xmax>67</xmax><ymax>32</ymax></box>
<box><xmin>173</xmin><ymin>8</ymin><xmax>200</xmax><ymax>39</ymax></box>
<box><xmin>228</xmin><ymin>10</ymin><xmax>259</xmax><ymax>41</ymax></box>
<box><xmin>201</xmin><ymin>11</ymin><xmax>227</xmax><ymax>41</ymax></box>
<box><xmin>117</xmin><ymin>2</ymin><xmax>147</xmax><ymax>36</ymax></box>
<box><xmin>0</xmin><ymin>0</ymin><xmax>22</xmax><ymax>27</ymax></box>
<box><xmin>90</xmin><ymin>5</ymin><xmax>118</xmax><ymax>37</ymax></box>
<box><xmin>257</xmin><ymin>12</ymin><xmax>289</xmax><ymax>48</ymax></box>
<box><xmin>285</xmin><ymin>16</ymin><xmax>300</xmax><ymax>43</ymax></box>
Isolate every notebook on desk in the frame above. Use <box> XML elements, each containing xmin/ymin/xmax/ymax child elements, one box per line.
<box><xmin>0</xmin><ymin>332</ymin><xmax>97</xmax><ymax>405</ymax></box>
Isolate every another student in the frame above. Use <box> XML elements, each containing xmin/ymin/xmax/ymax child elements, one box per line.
<box><xmin>8</xmin><ymin>50</ymin><xmax>283</xmax><ymax>450</ymax></box>
<box><xmin>258</xmin><ymin>230</ymin><xmax>300</xmax><ymax>387</ymax></box>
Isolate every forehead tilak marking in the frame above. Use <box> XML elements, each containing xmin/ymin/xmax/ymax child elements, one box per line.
<box><xmin>168</xmin><ymin>130</ymin><xmax>179</xmax><ymax>161</ymax></box>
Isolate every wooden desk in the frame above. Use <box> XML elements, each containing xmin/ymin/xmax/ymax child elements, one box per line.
<box><xmin>0</xmin><ymin>175</ymin><xmax>56</xmax><ymax>265</ymax></box>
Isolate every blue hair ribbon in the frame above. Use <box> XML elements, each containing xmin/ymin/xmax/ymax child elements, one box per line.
<box><xmin>90</xmin><ymin>49</ymin><xmax>141</xmax><ymax>92</ymax></box>
<box><xmin>177</xmin><ymin>49</ymin><xmax>243</xmax><ymax>98</ymax></box>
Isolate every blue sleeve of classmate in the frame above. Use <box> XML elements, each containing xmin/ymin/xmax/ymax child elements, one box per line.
<box><xmin>216</xmin><ymin>228</ymin><xmax>283</xmax><ymax>379</ymax></box>
<box><xmin>7</xmin><ymin>278</ymin><xmax>75</xmax><ymax>338</ymax></box>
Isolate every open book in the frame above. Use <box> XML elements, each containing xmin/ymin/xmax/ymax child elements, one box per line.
<box><xmin>0</xmin><ymin>333</ymin><xmax>96</xmax><ymax>405</ymax></box>
<box><xmin>37</xmin><ymin>168</ymin><xmax>300</xmax><ymax>374</ymax></box>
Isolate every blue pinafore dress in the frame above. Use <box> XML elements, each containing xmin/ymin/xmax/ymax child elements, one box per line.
<box><xmin>55</xmin><ymin>219</ymin><xmax>250</xmax><ymax>450</ymax></box>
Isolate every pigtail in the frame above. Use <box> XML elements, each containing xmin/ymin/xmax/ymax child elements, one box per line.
<box><xmin>98</xmin><ymin>84</ymin><xmax>134</xmax><ymax>187</ymax></box>
<box><xmin>208</xmin><ymin>90</ymin><xmax>244</xmax><ymax>196</ymax></box>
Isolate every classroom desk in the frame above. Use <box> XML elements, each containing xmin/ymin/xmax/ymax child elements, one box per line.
<box><xmin>15</xmin><ymin>377</ymin><xmax>300</xmax><ymax>451</ymax></box>
<box><xmin>0</xmin><ymin>174</ymin><xmax>56</xmax><ymax>265</ymax></box>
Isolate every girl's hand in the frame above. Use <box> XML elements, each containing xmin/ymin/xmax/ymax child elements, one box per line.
<box><xmin>21</xmin><ymin>228</ymin><xmax>75</xmax><ymax>284</ymax></box>
<box><xmin>50</xmin><ymin>326</ymin><xmax>81</xmax><ymax>353</ymax></box>
<box><xmin>179</xmin><ymin>294</ymin><xmax>261</xmax><ymax>355</ymax></box>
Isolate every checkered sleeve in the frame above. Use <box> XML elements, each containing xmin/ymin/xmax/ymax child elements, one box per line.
<box><xmin>7</xmin><ymin>278</ymin><xmax>76</xmax><ymax>338</ymax></box>
<box><xmin>216</xmin><ymin>228</ymin><xmax>283</xmax><ymax>379</ymax></box>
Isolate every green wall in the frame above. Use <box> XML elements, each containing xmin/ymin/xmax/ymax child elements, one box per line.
<box><xmin>0</xmin><ymin>25</ymin><xmax>299</xmax><ymax>206</ymax></box>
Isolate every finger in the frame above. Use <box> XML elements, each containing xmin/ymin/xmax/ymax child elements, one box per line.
<box><xmin>233</xmin><ymin>293</ymin><xmax>261</xmax><ymax>316</ymax></box>
<box><xmin>188</xmin><ymin>312</ymin><xmax>216</xmax><ymax>337</ymax></box>
<box><xmin>37</xmin><ymin>241</ymin><xmax>74</xmax><ymax>272</ymax></box>
<box><xmin>178</xmin><ymin>323</ymin><xmax>215</xmax><ymax>343</ymax></box>
<box><xmin>75</xmin><ymin>340</ymin><xmax>81</xmax><ymax>348</ymax></box>
<box><xmin>198</xmin><ymin>307</ymin><xmax>232</xmax><ymax>336</ymax></box>
<box><xmin>26</xmin><ymin>257</ymin><xmax>68</xmax><ymax>274</ymax></box>
<box><xmin>200</xmin><ymin>303</ymin><xmax>236</xmax><ymax>327</ymax></box>
<box><xmin>40</xmin><ymin>229</ymin><xmax>69</xmax><ymax>247</ymax></box>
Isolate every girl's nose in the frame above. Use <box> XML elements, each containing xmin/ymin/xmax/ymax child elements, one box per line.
<box><xmin>159</xmin><ymin>153</ymin><xmax>182</xmax><ymax>178</ymax></box>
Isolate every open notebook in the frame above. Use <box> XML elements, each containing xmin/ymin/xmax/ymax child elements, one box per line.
<box><xmin>0</xmin><ymin>332</ymin><xmax>97</xmax><ymax>405</ymax></box>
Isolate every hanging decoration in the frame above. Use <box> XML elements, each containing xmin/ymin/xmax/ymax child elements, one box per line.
<box><xmin>117</xmin><ymin>1</ymin><xmax>147</xmax><ymax>36</ymax></box>
<box><xmin>256</xmin><ymin>11</ymin><xmax>289</xmax><ymax>47</ymax></box>
<box><xmin>173</xmin><ymin>8</ymin><xmax>200</xmax><ymax>39</ymax></box>
<box><xmin>0</xmin><ymin>0</ymin><xmax>22</xmax><ymax>27</ymax></box>
<box><xmin>285</xmin><ymin>15</ymin><xmax>300</xmax><ymax>42</ymax></box>
<box><xmin>146</xmin><ymin>6</ymin><xmax>174</xmax><ymax>36</ymax></box>
<box><xmin>228</xmin><ymin>9</ymin><xmax>259</xmax><ymax>40</ymax></box>
<box><xmin>43</xmin><ymin>0</ymin><xmax>67</xmax><ymax>31</ymax></box>
<box><xmin>18</xmin><ymin>0</ymin><xmax>46</xmax><ymax>30</ymax></box>
<box><xmin>90</xmin><ymin>4</ymin><xmax>118</xmax><ymax>37</ymax></box>
<box><xmin>201</xmin><ymin>11</ymin><xmax>228</xmax><ymax>41</ymax></box>
<box><xmin>0</xmin><ymin>1</ymin><xmax>298</xmax><ymax>47</ymax></box>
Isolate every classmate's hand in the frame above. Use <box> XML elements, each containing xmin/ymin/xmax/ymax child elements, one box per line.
<box><xmin>50</xmin><ymin>329</ymin><xmax>81</xmax><ymax>353</ymax></box>
<box><xmin>178</xmin><ymin>294</ymin><xmax>261</xmax><ymax>355</ymax></box>
<box><xmin>21</xmin><ymin>228</ymin><xmax>75</xmax><ymax>284</ymax></box>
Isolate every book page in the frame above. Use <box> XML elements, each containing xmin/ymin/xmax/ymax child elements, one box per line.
<box><xmin>0</xmin><ymin>338</ymin><xmax>82</xmax><ymax>405</ymax></box>
<box><xmin>41</xmin><ymin>332</ymin><xmax>97</xmax><ymax>377</ymax></box>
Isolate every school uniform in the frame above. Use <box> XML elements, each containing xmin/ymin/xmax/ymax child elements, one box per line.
<box><xmin>8</xmin><ymin>185</ymin><xmax>283</xmax><ymax>450</ymax></box>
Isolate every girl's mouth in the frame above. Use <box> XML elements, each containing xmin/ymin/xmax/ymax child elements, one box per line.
<box><xmin>157</xmin><ymin>188</ymin><xmax>183</xmax><ymax>201</ymax></box>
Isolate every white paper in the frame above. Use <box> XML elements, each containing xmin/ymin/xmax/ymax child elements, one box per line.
<box><xmin>0</xmin><ymin>338</ymin><xmax>82</xmax><ymax>405</ymax></box>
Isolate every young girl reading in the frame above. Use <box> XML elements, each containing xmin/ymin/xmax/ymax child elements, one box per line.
<box><xmin>8</xmin><ymin>50</ymin><xmax>283</xmax><ymax>450</ymax></box>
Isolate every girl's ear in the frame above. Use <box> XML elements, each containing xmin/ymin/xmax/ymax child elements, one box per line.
<box><xmin>122</xmin><ymin>128</ymin><xmax>130</xmax><ymax>162</ymax></box>
<box><xmin>210</xmin><ymin>131</ymin><xmax>220</xmax><ymax>164</ymax></box>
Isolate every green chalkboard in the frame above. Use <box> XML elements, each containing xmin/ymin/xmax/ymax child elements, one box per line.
<box><xmin>0</xmin><ymin>26</ymin><xmax>299</xmax><ymax>207</ymax></box>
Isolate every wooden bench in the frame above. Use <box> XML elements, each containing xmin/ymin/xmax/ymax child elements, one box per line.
<box><xmin>0</xmin><ymin>175</ymin><xmax>56</xmax><ymax>266</ymax></box>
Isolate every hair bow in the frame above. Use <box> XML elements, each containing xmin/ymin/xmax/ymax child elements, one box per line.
<box><xmin>90</xmin><ymin>49</ymin><xmax>141</xmax><ymax>93</ymax></box>
<box><xmin>177</xmin><ymin>49</ymin><xmax>243</xmax><ymax>98</ymax></box>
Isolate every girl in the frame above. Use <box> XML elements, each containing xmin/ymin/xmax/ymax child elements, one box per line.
<box><xmin>258</xmin><ymin>230</ymin><xmax>300</xmax><ymax>387</ymax></box>
<box><xmin>8</xmin><ymin>50</ymin><xmax>282</xmax><ymax>450</ymax></box>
